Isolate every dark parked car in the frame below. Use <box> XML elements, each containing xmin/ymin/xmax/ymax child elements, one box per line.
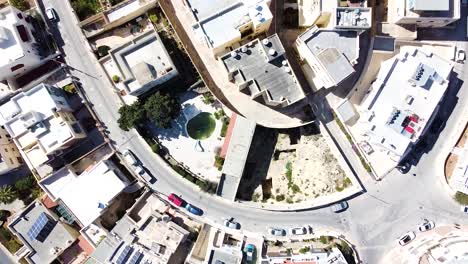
<box><xmin>185</xmin><ymin>203</ymin><xmax>203</xmax><ymax>216</ymax></box>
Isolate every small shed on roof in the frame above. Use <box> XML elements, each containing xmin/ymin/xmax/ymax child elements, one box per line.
<box><xmin>336</xmin><ymin>99</ymin><xmax>359</xmax><ymax>125</ymax></box>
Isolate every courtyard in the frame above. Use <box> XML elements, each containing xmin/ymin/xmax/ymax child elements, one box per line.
<box><xmin>156</xmin><ymin>92</ymin><xmax>224</xmax><ymax>182</ymax></box>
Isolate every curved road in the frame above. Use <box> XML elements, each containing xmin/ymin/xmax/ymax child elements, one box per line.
<box><xmin>40</xmin><ymin>1</ymin><xmax>468</xmax><ymax>263</ymax></box>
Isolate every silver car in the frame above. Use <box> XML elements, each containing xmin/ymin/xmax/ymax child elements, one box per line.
<box><xmin>224</xmin><ymin>218</ymin><xmax>240</xmax><ymax>229</ymax></box>
<box><xmin>331</xmin><ymin>201</ymin><xmax>348</xmax><ymax>213</ymax></box>
<box><xmin>268</xmin><ymin>227</ymin><xmax>286</xmax><ymax>236</ymax></box>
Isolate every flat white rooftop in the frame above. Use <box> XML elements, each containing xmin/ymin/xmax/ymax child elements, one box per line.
<box><xmin>192</xmin><ymin>0</ymin><xmax>272</xmax><ymax>48</ymax></box>
<box><xmin>110</xmin><ymin>30</ymin><xmax>176</xmax><ymax>95</ymax></box>
<box><xmin>360</xmin><ymin>47</ymin><xmax>452</xmax><ymax>157</ymax></box>
<box><xmin>40</xmin><ymin>160</ymin><xmax>128</xmax><ymax>227</ymax></box>
<box><xmin>451</xmin><ymin>147</ymin><xmax>468</xmax><ymax>194</ymax></box>
<box><xmin>410</xmin><ymin>0</ymin><xmax>450</xmax><ymax>11</ymax></box>
<box><xmin>0</xmin><ymin>6</ymin><xmax>24</xmax><ymax>67</ymax></box>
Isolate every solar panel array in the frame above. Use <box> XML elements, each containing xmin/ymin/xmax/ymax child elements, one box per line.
<box><xmin>27</xmin><ymin>212</ymin><xmax>54</xmax><ymax>241</ymax></box>
<box><xmin>115</xmin><ymin>245</ymin><xmax>133</xmax><ymax>264</ymax></box>
<box><xmin>128</xmin><ymin>251</ymin><xmax>143</xmax><ymax>264</ymax></box>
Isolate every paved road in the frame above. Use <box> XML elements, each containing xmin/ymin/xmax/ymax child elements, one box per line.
<box><xmin>39</xmin><ymin>1</ymin><xmax>468</xmax><ymax>263</ymax></box>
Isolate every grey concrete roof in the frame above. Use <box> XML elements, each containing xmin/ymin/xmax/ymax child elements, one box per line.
<box><xmin>91</xmin><ymin>215</ymin><xmax>136</xmax><ymax>262</ymax></box>
<box><xmin>209</xmin><ymin>248</ymin><xmax>242</xmax><ymax>264</ymax></box>
<box><xmin>8</xmin><ymin>202</ymin><xmax>75</xmax><ymax>264</ymax></box>
<box><xmin>219</xmin><ymin>115</ymin><xmax>256</xmax><ymax>201</ymax></box>
<box><xmin>221</xmin><ymin>34</ymin><xmax>305</xmax><ymax>107</ymax></box>
<box><xmin>410</xmin><ymin>0</ymin><xmax>449</xmax><ymax>11</ymax></box>
<box><xmin>109</xmin><ymin>30</ymin><xmax>177</xmax><ymax>96</ymax></box>
<box><xmin>301</xmin><ymin>29</ymin><xmax>358</xmax><ymax>85</ymax></box>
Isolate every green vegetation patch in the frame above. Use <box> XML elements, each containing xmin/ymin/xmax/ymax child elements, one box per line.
<box><xmin>71</xmin><ymin>0</ymin><xmax>102</xmax><ymax>21</ymax></box>
<box><xmin>187</xmin><ymin>112</ymin><xmax>216</xmax><ymax>140</ymax></box>
<box><xmin>455</xmin><ymin>192</ymin><xmax>468</xmax><ymax>205</ymax></box>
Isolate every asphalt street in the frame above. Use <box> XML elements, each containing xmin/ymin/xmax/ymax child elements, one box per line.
<box><xmin>36</xmin><ymin>1</ymin><xmax>468</xmax><ymax>263</ymax></box>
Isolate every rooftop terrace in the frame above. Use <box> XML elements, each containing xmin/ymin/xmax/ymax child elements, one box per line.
<box><xmin>299</xmin><ymin>27</ymin><xmax>358</xmax><ymax>87</ymax></box>
<box><xmin>221</xmin><ymin>34</ymin><xmax>305</xmax><ymax>107</ymax></box>
<box><xmin>109</xmin><ymin>30</ymin><xmax>177</xmax><ymax>96</ymax></box>
<box><xmin>335</xmin><ymin>7</ymin><xmax>371</xmax><ymax>29</ymax></box>
<box><xmin>9</xmin><ymin>202</ymin><xmax>75</xmax><ymax>264</ymax></box>
<box><xmin>39</xmin><ymin>159</ymin><xmax>129</xmax><ymax>227</ymax></box>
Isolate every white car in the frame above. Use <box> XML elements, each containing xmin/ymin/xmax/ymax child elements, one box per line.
<box><xmin>457</xmin><ymin>49</ymin><xmax>466</xmax><ymax>63</ymax></box>
<box><xmin>418</xmin><ymin>221</ymin><xmax>435</xmax><ymax>232</ymax></box>
<box><xmin>398</xmin><ymin>231</ymin><xmax>416</xmax><ymax>246</ymax></box>
<box><xmin>45</xmin><ymin>8</ymin><xmax>57</xmax><ymax>20</ymax></box>
<box><xmin>461</xmin><ymin>206</ymin><xmax>468</xmax><ymax>213</ymax></box>
<box><xmin>122</xmin><ymin>149</ymin><xmax>138</xmax><ymax>165</ymax></box>
<box><xmin>288</xmin><ymin>226</ymin><xmax>308</xmax><ymax>235</ymax></box>
<box><xmin>224</xmin><ymin>218</ymin><xmax>240</xmax><ymax>229</ymax></box>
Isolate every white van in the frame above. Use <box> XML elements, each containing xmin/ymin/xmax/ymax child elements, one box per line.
<box><xmin>122</xmin><ymin>149</ymin><xmax>138</xmax><ymax>165</ymax></box>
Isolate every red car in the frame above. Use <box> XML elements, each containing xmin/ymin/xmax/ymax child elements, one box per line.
<box><xmin>168</xmin><ymin>193</ymin><xmax>184</xmax><ymax>207</ymax></box>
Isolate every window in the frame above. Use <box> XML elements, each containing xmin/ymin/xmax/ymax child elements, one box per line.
<box><xmin>16</xmin><ymin>25</ymin><xmax>29</xmax><ymax>42</ymax></box>
<box><xmin>9</xmin><ymin>158</ymin><xmax>13</xmax><ymax>164</ymax></box>
<box><xmin>16</xmin><ymin>13</ymin><xmax>23</xmax><ymax>19</ymax></box>
<box><xmin>71</xmin><ymin>123</ymin><xmax>82</xmax><ymax>134</ymax></box>
<box><xmin>17</xmin><ymin>157</ymin><xmax>23</xmax><ymax>164</ymax></box>
<box><xmin>11</xmin><ymin>64</ymin><xmax>24</xmax><ymax>72</ymax></box>
<box><xmin>4</xmin><ymin>148</ymin><xmax>8</xmax><ymax>153</ymax></box>
<box><xmin>11</xmin><ymin>147</ymin><xmax>15</xmax><ymax>151</ymax></box>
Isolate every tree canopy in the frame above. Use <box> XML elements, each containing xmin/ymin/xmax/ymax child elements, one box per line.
<box><xmin>117</xmin><ymin>92</ymin><xmax>181</xmax><ymax>131</ymax></box>
<box><xmin>144</xmin><ymin>92</ymin><xmax>181</xmax><ymax>129</ymax></box>
<box><xmin>117</xmin><ymin>101</ymin><xmax>145</xmax><ymax>131</ymax></box>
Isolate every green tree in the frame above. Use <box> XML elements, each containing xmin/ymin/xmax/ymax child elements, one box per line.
<box><xmin>14</xmin><ymin>176</ymin><xmax>35</xmax><ymax>193</ymax></box>
<box><xmin>0</xmin><ymin>185</ymin><xmax>17</xmax><ymax>204</ymax></box>
<box><xmin>455</xmin><ymin>192</ymin><xmax>468</xmax><ymax>205</ymax></box>
<box><xmin>10</xmin><ymin>0</ymin><xmax>30</xmax><ymax>11</ymax></box>
<box><xmin>144</xmin><ymin>92</ymin><xmax>181</xmax><ymax>129</ymax></box>
<box><xmin>117</xmin><ymin>102</ymin><xmax>146</xmax><ymax>131</ymax></box>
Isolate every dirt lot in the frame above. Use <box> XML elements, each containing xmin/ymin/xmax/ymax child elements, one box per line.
<box><xmin>237</xmin><ymin>125</ymin><xmax>351</xmax><ymax>204</ymax></box>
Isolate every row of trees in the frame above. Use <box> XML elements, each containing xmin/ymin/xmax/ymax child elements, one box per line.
<box><xmin>118</xmin><ymin>92</ymin><xmax>181</xmax><ymax>131</ymax></box>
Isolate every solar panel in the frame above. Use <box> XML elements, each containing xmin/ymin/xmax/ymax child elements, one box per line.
<box><xmin>27</xmin><ymin>212</ymin><xmax>54</xmax><ymax>241</ymax></box>
<box><xmin>115</xmin><ymin>245</ymin><xmax>133</xmax><ymax>264</ymax></box>
<box><xmin>128</xmin><ymin>251</ymin><xmax>143</xmax><ymax>264</ymax></box>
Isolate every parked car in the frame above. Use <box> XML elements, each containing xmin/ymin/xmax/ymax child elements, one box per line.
<box><xmin>398</xmin><ymin>231</ymin><xmax>416</xmax><ymax>246</ymax></box>
<box><xmin>224</xmin><ymin>218</ymin><xmax>240</xmax><ymax>229</ymax></box>
<box><xmin>331</xmin><ymin>201</ymin><xmax>348</xmax><ymax>213</ymax></box>
<box><xmin>45</xmin><ymin>8</ymin><xmax>57</xmax><ymax>20</ymax></box>
<box><xmin>168</xmin><ymin>193</ymin><xmax>184</xmax><ymax>207</ymax></box>
<box><xmin>185</xmin><ymin>203</ymin><xmax>203</xmax><ymax>216</ymax></box>
<box><xmin>244</xmin><ymin>244</ymin><xmax>255</xmax><ymax>262</ymax></box>
<box><xmin>457</xmin><ymin>49</ymin><xmax>466</xmax><ymax>63</ymax></box>
<box><xmin>122</xmin><ymin>149</ymin><xmax>138</xmax><ymax>165</ymax></box>
<box><xmin>268</xmin><ymin>227</ymin><xmax>286</xmax><ymax>236</ymax></box>
<box><xmin>288</xmin><ymin>226</ymin><xmax>308</xmax><ymax>235</ymax></box>
<box><xmin>418</xmin><ymin>221</ymin><xmax>435</xmax><ymax>232</ymax></box>
<box><xmin>461</xmin><ymin>206</ymin><xmax>468</xmax><ymax>213</ymax></box>
<box><xmin>134</xmin><ymin>164</ymin><xmax>145</xmax><ymax>175</ymax></box>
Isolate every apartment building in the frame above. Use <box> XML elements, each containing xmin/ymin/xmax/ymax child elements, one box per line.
<box><xmin>389</xmin><ymin>0</ymin><xmax>460</xmax><ymax>28</ymax></box>
<box><xmin>296</xmin><ymin>26</ymin><xmax>360</xmax><ymax>90</ymax></box>
<box><xmin>339</xmin><ymin>47</ymin><xmax>453</xmax><ymax>177</ymax></box>
<box><xmin>103</xmin><ymin>30</ymin><xmax>178</xmax><ymax>97</ymax></box>
<box><xmin>0</xmin><ymin>6</ymin><xmax>42</xmax><ymax>81</ymax></box>
<box><xmin>189</xmin><ymin>0</ymin><xmax>273</xmax><ymax>57</ymax></box>
<box><xmin>0</xmin><ymin>83</ymin><xmax>86</xmax><ymax>172</ymax></box>
<box><xmin>39</xmin><ymin>157</ymin><xmax>131</xmax><ymax>230</ymax></box>
<box><xmin>0</xmin><ymin>125</ymin><xmax>22</xmax><ymax>175</ymax></box>
<box><xmin>221</xmin><ymin>34</ymin><xmax>305</xmax><ymax>107</ymax></box>
<box><xmin>90</xmin><ymin>191</ymin><xmax>190</xmax><ymax>264</ymax></box>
